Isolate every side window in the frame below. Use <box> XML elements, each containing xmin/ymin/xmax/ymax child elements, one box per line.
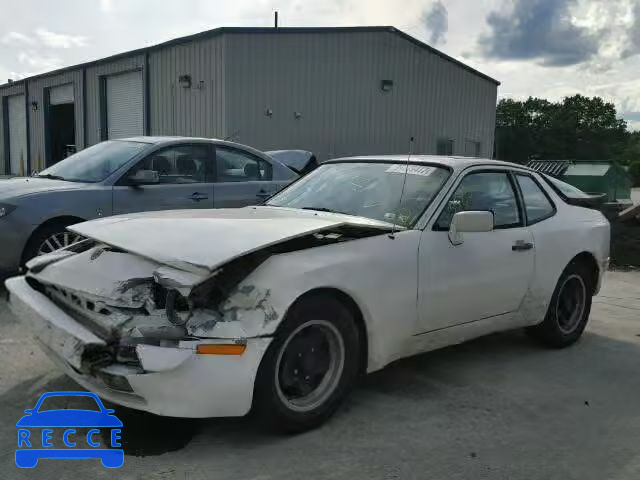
<box><xmin>436</xmin><ymin>172</ymin><xmax>521</xmax><ymax>230</ymax></box>
<box><xmin>130</xmin><ymin>144</ymin><xmax>211</xmax><ymax>184</ymax></box>
<box><xmin>516</xmin><ymin>174</ymin><xmax>555</xmax><ymax>224</ymax></box>
<box><xmin>216</xmin><ymin>147</ymin><xmax>272</xmax><ymax>182</ymax></box>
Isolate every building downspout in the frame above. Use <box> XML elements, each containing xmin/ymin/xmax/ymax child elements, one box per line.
<box><xmin>24</xmin><ymin>80</ymin><xmax>31</xmax><ymax>174</ymax></box>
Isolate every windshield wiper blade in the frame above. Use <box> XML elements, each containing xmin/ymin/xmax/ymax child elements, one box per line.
<box><xmin>301</xmin><ymin>207</ymin><xmax>349</xmax><ymax>215</ymax></box>
<box><xmin>35</xmin><ymin>173</ymin><xmax>66</xmax><ymax>181</ymax></box>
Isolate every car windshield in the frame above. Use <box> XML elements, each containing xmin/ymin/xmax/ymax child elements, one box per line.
<box><xmin>543</xmin><ymin>174</ymin><xmax>591</xmax><ymax>198</ymax></box>
<box><xmin>37</xmin><ymin>395</ymin><xmax>101</xmax><ymax>412</ymax></box>
<box><xmin>36</xmin><ymin>140</ymin><xmax>149</xmax><ymax>183</ymax></box>
<box><xmin>267</xmin><ymin>161</ymin><xmax>451</xmax><ymax>227</ymax></box>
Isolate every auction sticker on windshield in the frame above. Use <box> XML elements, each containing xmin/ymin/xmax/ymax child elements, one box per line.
<box><xmin>385</xmin><ymin>165</ymin><xmax>435</xmax><ymax>176</ymax></box>
<box><xmin>15</xmin><ymin>391</ymin><xmax>124</xmax><ymax>468</ymax></box>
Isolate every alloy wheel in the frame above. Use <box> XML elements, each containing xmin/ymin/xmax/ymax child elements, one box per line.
<box><xmin>36</xmin><ymin>231</ymin><xmax>84</xmax><ymax>256</ymax></box>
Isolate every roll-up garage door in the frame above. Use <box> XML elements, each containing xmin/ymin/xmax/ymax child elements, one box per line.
<box><xmin>49</xmin><ymin>84</ymin><xmax>74</xmax><ymax>105</ymax></box>
<box><xmin>8</xmin><ymin>94</ymin><xmax>27</xmax><ymax>175</ymax></box>
<box><xmin>106</xmin><ymin>70</ymin><xmax>144</xmax><ymax>139</ymax></box>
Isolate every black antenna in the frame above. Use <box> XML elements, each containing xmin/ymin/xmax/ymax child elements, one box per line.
<box><xmin>274</xmin><ymin>11</ymin><xmax>279</xmax><ymax>28</ymax></box>
<box><xmin>389</xmin><ymin>136</ymin><xmax>414</xmax><ymax>239</ymax></box>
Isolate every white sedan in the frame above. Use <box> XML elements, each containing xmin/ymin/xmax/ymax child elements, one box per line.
<box><xmin>6</xmin><ymin>156</ymin><xmax>610</xmax><ymax>432</ymax></box>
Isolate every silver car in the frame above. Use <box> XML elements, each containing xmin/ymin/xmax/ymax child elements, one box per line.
<box><xmin>0</xmin><ymin>136</ymin><xmax>298</xmax><ymax>276</ymax></box>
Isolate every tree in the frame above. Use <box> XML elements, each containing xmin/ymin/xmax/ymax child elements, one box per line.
<box><xmin>495</xmin><ymin>95</ymin><xmax>629</xmax><ymax>163</ymax></box>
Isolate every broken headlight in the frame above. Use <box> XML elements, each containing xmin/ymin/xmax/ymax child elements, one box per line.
<box><xmin>165</xmin><ymin>289</ymin><xmax>192</xmax><ymax>326</ymax></box>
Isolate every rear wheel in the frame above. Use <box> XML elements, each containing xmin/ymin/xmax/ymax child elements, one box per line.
<box><xmin>252</xmin><ymin>294</ymin><xmax>361</xmax><ymax>433</ymax></box>
<box><xmin>22</xmin><ymin>221</ymin><xmax>84</xmax><ymax>264</ymax></box>
<box><xmin>527</xmin><ymin>261</ymin><xmax>593</xmax><ymax>348</ymax></box>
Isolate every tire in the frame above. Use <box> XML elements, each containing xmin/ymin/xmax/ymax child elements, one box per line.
<box><xmin>22</xmin><ymin>220</ymin><xmax>84</xmax><ymax>265</ymax></box>
<box><xmin>252</xmin><ymin>294</ymin><xmax>361</xmax><ymax>433</ymax></box>
<box><xmin>527</xmin><ymin>261</ymin><xmax>594</xmax><ymax>348</ymax></box>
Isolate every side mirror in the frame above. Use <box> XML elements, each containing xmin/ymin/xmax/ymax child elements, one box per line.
<box><xmin>128</xmin><ymin>169</ymin><xmax>159</xmax><ymax>186</ymax></box>
<box><xmin>24</xmin><ymin>409</ymin><xmax>34</xmax><ymax>414</ymax></box>
<box><xmin>448</xmin><ymin>210</ymin><xmax>494</xmax><ymax>246</ymax></box>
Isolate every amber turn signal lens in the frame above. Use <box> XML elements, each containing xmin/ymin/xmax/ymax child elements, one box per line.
<box><xmin>196</xmin><ymin>344</ymin><xmax>246</xmax><ymax>355</ymax></box>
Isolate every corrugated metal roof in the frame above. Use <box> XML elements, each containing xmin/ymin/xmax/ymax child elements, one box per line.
<box><xmin>564</xmin><ymin>163</ymin><xmax>611</xmax><ymax>176</ymax></box>
<box><xmin>526</xmin><ymin>160</ymin><xmax>570</xmax><ymax>177</ymax></box>
<box><xmin>0</xmin><ymin>27</ymin><xmax>499</xmax><ymax>90</ymax></box>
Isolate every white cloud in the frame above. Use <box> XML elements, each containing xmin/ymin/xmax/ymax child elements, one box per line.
<box><xmin>35</xmin><ymin>28</ymin><xmax>88</xmax><ymax>48</ymax></box>
<box><xmin>1</xmin><ymin>31</ymin><xmax>35</xmax><ymax>46</ymax></box>
<box><xmin>99</xmin><ymin>0</ymin><xmax>113</xmax><ymax>12</ymax></box>
<box><xmin>17</xmin><ymin>51</ymin><xmax>62</xmax><ymax>72</ymax></box>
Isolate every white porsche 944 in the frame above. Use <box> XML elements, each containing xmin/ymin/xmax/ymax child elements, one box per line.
<box><xmin>6</xmin><ymin>156</ymin><xmax>610</xmax><ymax>432</ymax></box>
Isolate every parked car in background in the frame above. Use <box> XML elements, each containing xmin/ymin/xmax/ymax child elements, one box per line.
<box><xmin>7</xmin><ymin>156</ymin><xmax>609</xmax><ymax>432</ymax></box>
<box><xmin>0</xmin><ymin>137</ymin><xmax>298</xmax><ymax>276</ymax></box>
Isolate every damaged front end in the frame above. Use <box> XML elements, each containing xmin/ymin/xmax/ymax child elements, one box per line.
<box><xmin>14</xmin><ymin>221</ymin><xmax>388</xmax><ymax>398</ymax></box>
<box><xmin>21</xmin><ymin>242</ymin><xmax>250</xmax><ymax>392</ymax></box>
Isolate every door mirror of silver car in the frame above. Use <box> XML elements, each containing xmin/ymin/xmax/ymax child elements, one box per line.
<box><xmin>128</xmin><ymin>169</ymin><xmax>160</xmax><ymax>186</ymax></box>
<box><xmin>448</xmin><ymin>211</ymin><xmax>494</xmax><ymax>245</ymax></box>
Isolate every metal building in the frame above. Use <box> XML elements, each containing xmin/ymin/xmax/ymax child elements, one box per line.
<box><xmin>0</xmin><ymin>26</ymin><xmax>499</xmax><ymax>175</ymax></box>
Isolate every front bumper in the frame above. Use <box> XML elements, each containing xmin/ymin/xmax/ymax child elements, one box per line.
<box><xmin>6</xmin><ymin>276</ymin><xmax>272</xmax><ymax>418</ymax></box>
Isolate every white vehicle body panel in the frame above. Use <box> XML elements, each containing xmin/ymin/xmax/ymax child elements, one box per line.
<box><xmin>5</xmin><ymin>155</ymin><xmax>610</xmax><ymax>418</ymax></box>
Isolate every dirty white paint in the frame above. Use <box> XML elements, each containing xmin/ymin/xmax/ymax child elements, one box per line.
<box><xmin>5</xmin><ymin>156</ymin><xmax>610</xmax><ymax>418</ymax></box>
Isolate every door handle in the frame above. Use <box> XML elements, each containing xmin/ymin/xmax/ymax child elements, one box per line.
<box><xmin>189</xmin><ymin>192</ymin><xmax>209</xmax><ymax>202</ymax></box>
<box><xmin>512</xmin><ymin>241</ymin><xmax>534</xmax><ymax>252</ymax></box>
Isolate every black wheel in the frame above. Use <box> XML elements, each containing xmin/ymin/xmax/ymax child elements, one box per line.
<box><xmin>252</xmin><ymin>294</ymin><xmax>361</xmax><ymax>433</ymax></box>
<box><xmin>22</xmin><ymin>221</ymin><xmax>84</xmax><ymax>264</ymax></box>
<box><xmin>527</xmin><ymin>261</ymin><xmax>593</xmax><ymax>348</ymax></box>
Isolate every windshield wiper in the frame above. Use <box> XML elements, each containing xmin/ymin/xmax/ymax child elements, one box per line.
<box><xmin>301</xmin><ymin>206</ymin><xmax>350</xmax><ymax>215</ymax></box>
<box><xmin>35</xmin><ymin>173</ymin><xmax>66</xmax><ymax>181</ymax></box>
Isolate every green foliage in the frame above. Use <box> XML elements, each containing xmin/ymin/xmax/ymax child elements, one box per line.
<box><xmin>495</xmin><ymin>94</ymin><xmax>629</xmax><ymax>163</ymax></box>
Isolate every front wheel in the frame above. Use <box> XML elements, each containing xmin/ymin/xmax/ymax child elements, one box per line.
<box><xmin>22</xmin><ymin>221</ymin><xmax>84</xmax><ymax>265</ymax></box>
<box><xmin>252</xmin><ymin>294</ymin><xmax>361</xmax><ymax>433</ymax></box>
<box><xmin>527</xmin><ymin>261</ymin><xmax>593</xmax><ymax>348</ymax></box>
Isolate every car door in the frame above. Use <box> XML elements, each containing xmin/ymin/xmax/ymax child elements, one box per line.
<box><xmin>212</xmin><ymin>146</ymin><xmax>280</xmax><ymax>208</ymax></box>
<box><xmin>112</xmin><ymin>143</ymin><xmax>214</xmax><ymax>214</ymax></box>
<box><xmin>416</xmin><ymin>169</ymin><xmax>535</xmax><ymax>333</ymax></box>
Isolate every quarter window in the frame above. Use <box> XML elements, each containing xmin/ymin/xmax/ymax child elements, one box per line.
<box><xmin>516</xmin><ymin>174</ymin><xmax>555</xmax><ymax>224</ymax></box>
<box><xmin>436</xmin><ymin>172</ymin><xmax>521</xmax><ymax>229</ymax></box>
<box><xmin>216</xmin><ymin>147</ymin><xmax>272</xmax><ymax>182</ymax></box>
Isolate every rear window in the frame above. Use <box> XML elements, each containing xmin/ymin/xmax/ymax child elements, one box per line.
<box><xmin>542</xmin><ymin>174</ymin><xmax>591</xmax><ymax>199</ymax></box>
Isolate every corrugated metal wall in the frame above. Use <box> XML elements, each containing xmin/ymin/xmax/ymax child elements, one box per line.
<box><xmin>0</xmin><ymin>83</ymin><xmax>26</xmax><ymax>174</ymax></box>
<box><xmin>224</xmin><ymin>31</ymin><xmax>497</xmax><ymax>160</ymax></box>
<box><xmin>27</xmin><ymin>70</ymin><xmax>84</xmax><ymax>171</ymax></box>
<box><xmin>85</xmin><ymin>55</ymin><xmax>145</xmax><ymax>145</ymax></box>
<box><xmin>148</xmin><ymin>35</ymin><xmax>227</xmax><ymax>138</ymax></box>
<box><xmin>0</xmin><ymin>28</ymin><xmax>498</xmax><ymax>170</ymax></box>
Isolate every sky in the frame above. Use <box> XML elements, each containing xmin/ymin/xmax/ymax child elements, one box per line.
<box><xmin>1</xmin><ymin>0</ymin><xmax>639</xmax><ymax>128</ymax></box>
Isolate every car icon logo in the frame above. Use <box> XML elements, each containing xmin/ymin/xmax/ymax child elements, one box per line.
<box><xmin>16</xmin><ymin>391</ymin><xmax>124</xmax><ymax>468</ymax></box>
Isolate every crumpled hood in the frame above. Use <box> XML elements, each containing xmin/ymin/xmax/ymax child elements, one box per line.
<box><xmin>70</xmin><ymin>206</ymin><xmax>393</xmax><ymax>274</ymax></box>
<box><xmin>0</xmin><ymin>177</ymin><xmax>88</xmax><ymax>199</ymax></box>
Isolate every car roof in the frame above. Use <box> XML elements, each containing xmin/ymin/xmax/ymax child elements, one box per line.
<box><xmin>116</xmin><ymin>136</ymin><xmax>219</xmax><ymax>144</ymax></box>
<box><xmin>327</xmin><ymin>155</ymin><xmax>529</xmax><ymax>172</ymax></box>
